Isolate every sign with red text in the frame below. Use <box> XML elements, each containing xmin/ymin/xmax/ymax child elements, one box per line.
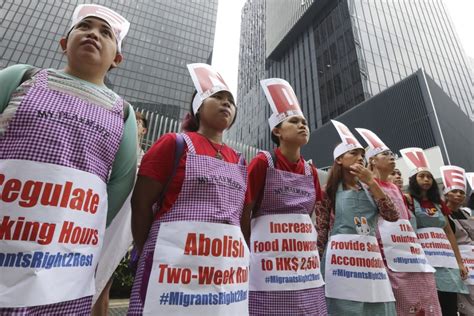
<box><xmin>249</xmin><ymin>214</ymin><xmax>324</xmax><ymax>291</ymax></box>
<box><xmin>379</xmin><ymin>219</ymin><xmax>435</xmax><ymax>272</ymax></box>
<box><xmin>0</xmin><ymin>159</ymin><xmax>107</xmax><ymax>307</ymax></box>
<box><xmin>416</xmin><ymin>227</ymin><xmax>458</xmax><ymax>269</ymax></box>
<box><xmin>143</xmin><ymin>222</ymin><xmax>249</xmax><ymax>315</ymax></box>
<box><xmin>459</xmin><ymin>245</ymin><xmax>474</xmax><ymax>285</ymax></box>
<box><xmin>325</xmin><ymin>234</ymin><xmax>395</xmax><ymax>302</ymax></box>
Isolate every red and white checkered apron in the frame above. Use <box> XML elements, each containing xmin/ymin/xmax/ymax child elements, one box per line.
<box><xmin>0</xmin><ymin>69</ymin><xmax>123</xmax><ymax>314</ymax></box>
<box><xmin>249</xmin><ymin>151</ymin><xmax>327</xmax><ymax>316</ymax></box>
<box><xmin>128</xmin><ymin>133</ymin><xmax>247</xmax><ymax>315</ymax></box>
<box><xmin>378</xmin><ymin>182</ymin><xmax>441</xmax><ymax>315</ymax></box>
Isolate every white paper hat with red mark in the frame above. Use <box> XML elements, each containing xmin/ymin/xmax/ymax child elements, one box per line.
<box><xmin>355</xmin><ymin>128</ymin><xmax>390</xmax><ymax>160</ymax></box>
<box><xmin>440</xmin><ymin>165</ymin><xmax>466</xmax><ymax>194</ymax></box>
<box><xmin>400</xmin><ymin>147</ymin><xmax>431</xmax><ymax>177</ymax></box>
<box><xmin>70</xmin><ymin>4</ymin><xmax>130</xmax><ymax>53</ymax></box>
<box><xmin>260</xmin><ymin>78</ymin><xmax>305</xmax><ymax>131</ymax></box>
<box><xmin>466</xmin><ymin>172</ymin><xmax>474</xmax><ymax>195</ymax></box>
<box><xmin>331</xmin><ymin>120</ymin><xmax>364</xmax><ymax>160</ymax></box>
<box><xmin>187</xmin><ymin>63</ymin><xmax>232</xmax><ymax>114</ymax></box>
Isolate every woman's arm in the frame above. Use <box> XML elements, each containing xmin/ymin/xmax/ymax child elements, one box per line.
<box><xmin>241</xmin><ymin>202</ymin><xmax>255</xmax><ymax>246</ymax></box>
<box><xmin>131</xmin><ymin>176</ymin><xmax>163</xmax><ymax>254</ymax></box>
<box><xmin>315</xmin><ymin>191</ymin><xmax>331</xmax><ymax>258</ymax></box>
<box><xmin>444</xmin><ymin>216</ymin><xmax>468</xmax><ymax>279</ymax></box>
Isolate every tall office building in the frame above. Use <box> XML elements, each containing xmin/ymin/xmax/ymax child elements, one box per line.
<box><xmin>227</xmin><ymin>0</ymin><xmax>267</xmax><ymax>147</ymax></box>
<box><xmin>233</xmin><ymin>0</ymin><xmax>473</xmax><ymax>150</ymax></box>
<box><xmin>0</xmin><ymin>0</ymin><xmax>218</xmax><ymax>120</ymax></box>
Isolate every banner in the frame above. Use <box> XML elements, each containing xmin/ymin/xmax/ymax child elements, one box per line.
<box><xmin>143</xmin><ymin>222</ymin><xmax>249</xmax><ymax>315</ymax></box>
<box><xmin>379</xmin><ymin>219</ymin><xmax>435</xmax><ymax>272</ymax></box>
<box><xmin>0</xmin><ymin>159</ymin><xmax>107</xmax><ymax>307</ymax></box>
<box><xmin>459</xmin><ymin>245</ymin><xmax>474</xmax><ymax>285</ymax></box>
<box><xmin>324</xmin><ymin>234</ymin><xmax>395</xmax><ymax>302</ymax></box>
<box><xmin>416</xmin><ymin>227</ymin><xmax>458</xmax><ymax>269</ymax></box>
<box><xmin>249</xmin><ymin>214</ymin><xmax>324</xmax><ymax>291</ymax></box>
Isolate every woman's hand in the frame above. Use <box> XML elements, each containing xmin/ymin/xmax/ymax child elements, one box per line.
<box><xmin>459</xmin><ymin>263</ymin><xmax>469</xmax><ymax>280</ymax></box>
<box><xmin>349</xmin><ymin>164</ymin><xmax>374</xmax><ymax>185</ymax></box>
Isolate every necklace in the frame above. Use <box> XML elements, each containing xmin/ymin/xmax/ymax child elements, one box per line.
<box><xmin>201</xmin><ymin>134</ymin><xmax>225</xmax><ymax>160</ymax></box>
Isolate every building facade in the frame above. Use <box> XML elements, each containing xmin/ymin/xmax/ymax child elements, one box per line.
<box><xmin>302</xmin><ymin>69</ymin><xmax>474</xmax><ymax>172</ymax></box>
<box><xmin>0</xmin><ymin>0</ymin><xmax>218</xmax><ymax>120</ymax></box>
<box><xmin>226</xmin><ymin>0</ymin><xmax>268</xmax><ymax>148</ymax></box>
<box><xmin>233</xmin><ymin>0</ymin><xmax>473</xmax><ymax>150</ymax></box>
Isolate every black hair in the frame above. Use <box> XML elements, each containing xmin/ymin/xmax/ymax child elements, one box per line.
<box><xmin>182</xmin><ymin>90</ymin><xmax>237</xmax><ymax>132</ymax></box>
<box><xmin>271</xmin><ymin>122</ymin><xmax>283</xmax><ymax>146</ymax></box>
<box><xmin>408</xmin><ymin>173</ymin><xmax>442</xmax><ymax>204</ymax></box>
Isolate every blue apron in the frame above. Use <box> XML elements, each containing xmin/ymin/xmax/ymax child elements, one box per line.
<box><xmin>324</xmin><ymin>184</ymin><xmax>396</xmax><ymax>315</ymax></box>
<box><xmin>413</xmin><ymin>199</ymin><xmax>468</xmax><ymax>294</ymax></box>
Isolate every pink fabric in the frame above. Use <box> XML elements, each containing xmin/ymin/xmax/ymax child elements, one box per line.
<box><xmin>0</xmin><ymin>70</ymin><xmax>123</xmax><ymax>313</ymax></box>
<box><xmin>249</xmin><ymin>151</ymin><xmax>327</xmax><ymax>315</ymax></box>
<box><xmin>128</xmin><ymin>133</ymin><xmax>247</xmax><ymax>315</ymax></box>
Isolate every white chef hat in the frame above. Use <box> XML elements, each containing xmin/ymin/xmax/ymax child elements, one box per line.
<box><xmin>187</xmin><ymin>63</ymin><xmax>232</xmax><ymax>114</ymax></box>
<box><xmin>70</xmin><ymin>4</ymin><xmax>130</xmax><ymax>53</ymax></box>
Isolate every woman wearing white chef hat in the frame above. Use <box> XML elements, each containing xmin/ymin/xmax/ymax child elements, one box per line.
<box><xmin>357</xmin><ymin>128</ymin><xmax>441</xmax><ymax>315</ymax></box>
<box><xmin>402</xmin><ymin>148</ymin><xmax>468</xmax><ymax>315</ymax></box>
<box><xmin>317</xmin><ymin>121</ymin><xmax>398</xmax><ymax>315</ymax></box>
<box><xmin>242</xmin><ymin>78</ymin><xmax>326</xmax><ymax>315</ymax></box>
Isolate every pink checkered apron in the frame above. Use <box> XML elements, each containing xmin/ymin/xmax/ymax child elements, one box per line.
<box><xmin>128</xmin><ymin>133</ymin><xmax>248</xmax><ymax>315</ymax></box>
<box><xmin>249</xmin><ymin>151</ymin><xmax>327</xmax><ymax>316</ymax></box>
<box><xmin>0</xmin><ymin>70</ymin><xmax>123</xmax><ymax>314</ymax></box>
<box><xmin>377</xmin><ymin>182</ymin><xmax>441</xmax><ymax>315</ymax></box>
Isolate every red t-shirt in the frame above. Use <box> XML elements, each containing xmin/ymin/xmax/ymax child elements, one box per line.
<box><xmin>419</xmin><ymin>199</ymin><xmax>451</xmax><ymax>216</ymax></box>
<box><xmin>138</xmin><ymin>132</ymin><xmax>242</xmax><ymax>216</ymax></box>
<box><xmin>245</xmin><ymin>148</ymin><xmax>322</xmax><ymax>207</ymax></box>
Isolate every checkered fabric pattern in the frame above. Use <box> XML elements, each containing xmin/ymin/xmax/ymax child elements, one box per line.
<box><xmin>0</xmin><ymin>70</ymin><xmax>124</xmax><ymax>313</ymax></box>
<box><xmin>250</xmin><ymin>151</ymin><xmax>326</xmax><ymax>315</ymax></box>
<box><xmin>128</xmin><ymin>133</ymin><xmax>247</xmax><ymax>315</ymax></box>
<box><xmin>253</xmin><ymin>151</ymin><xmax>314</xmax><ymax>218</ymax></box>
<box><xmin>0</xmin><ymin>296</ymin><xmax>92</xmax><ymax>315</ymax></box>
<box><xmin>377</xmin><ymin>182</ymin><xmax>441</xmax><ymax>315</ymax></box>
<box><xmin>388</xmin><ymin>270</ymin><xmax>441</xmax><ymax>315</ymax></box>
<box><xmin>0</xmin><ymin>70</ymin><xmax>124</xmax><ymax>182</ymax></box>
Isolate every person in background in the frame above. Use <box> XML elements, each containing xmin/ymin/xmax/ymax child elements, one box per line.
<box><xmin>135</xmin><ymin>111</ymin><xmax>148</xmax><ymax>166</ymax></box>
<box><xmin>0</xmin><ymin>4</ymin><xmax>136</xmax><ymax>314</ymax></box>
<box><xmin>402</xmin><ymin>148</ymin><xmax>468</xmax><ymax>316</ymax></box>
<box><xmin>442</xmin><ymin>166</ymin><xmax>474</xmax><ymax>315</ymax></box>
<box><xmin>390</xmin><ymin>168</ymin><xmax>404</xmax><ymax>190</ymax></box>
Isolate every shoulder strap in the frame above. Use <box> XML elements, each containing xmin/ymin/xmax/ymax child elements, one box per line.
<box><xmin>20</xmin><ymin>67</ymin><xmax>41</xmax><ymax>85</ymax></box>
<box><xmin>158</xmin><ymin>133</ymin><xmax>185</xmax><ymax>206</ymax></box>
<box><xmin>360</xmin><ymin>182</ymin><xmax>377</xmax><ymax>208</ymax></box>
<box><xmin>271</xmin><ymin>151</ymin><xmax>277</xmax><ymax>167</ymax></box>
<box><xmin>123</xmin><ymin>102</ymin><xmax>130</xmax><ymax>122</ymax></box>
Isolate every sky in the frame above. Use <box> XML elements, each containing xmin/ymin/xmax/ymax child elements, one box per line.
<box><xmin>212</xmin><ymin>0</ymin><xmax>474</xmax><ymax>99</ymax></box>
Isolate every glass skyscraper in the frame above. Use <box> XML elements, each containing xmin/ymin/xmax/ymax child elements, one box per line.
<box><xmin>232</xmin><ymin>0</ymin><xmax>473</xmax><ymax>150</ymax></box>
<box><xmin>0</xmin><ymin>0</ymin><xmax>218</xmax><ymax>120</ymax></box>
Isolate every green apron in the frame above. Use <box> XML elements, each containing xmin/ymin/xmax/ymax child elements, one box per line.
<box><xmin>413</xmin><ymin>199</ymin><xmax>468</xmax><ymax>294</ymax></box>
<box><xmin>324</xmin><ymin>184</ymin><xmax>396</xmax><ymax>315</ymax></box>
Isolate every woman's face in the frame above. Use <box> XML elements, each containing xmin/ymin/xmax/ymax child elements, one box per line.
<box><xmin>445</xmin><ymin>189</ymin><xmax>466</xmax><ymax>206</ymax></box>
<box><xmin>371</xmin><ymin>150</ymin><xmax>396</xmax><ymax>172</ymax></box>
<box><xmin>198</xmin><ymin>91</ymin><xmax>236</xmax><ymax>131</ymax></box>
<box><xmin>416</xmin><ymin>171</ymin><xmax>433</xmax><ymax>192</ymax></box>
<box><xmin>390</xmin><ymin>169</ymin><xmax>403</xmax><ymax>188</ymax></box>
<box><xmin>337</xmin><ymin>148</ymin><xmax>365</xmax><ymax>170</ymax></box>
<box><xmin>272</xmin><ymin>115</ymin><xmax>309</xmax><ymax>146</ymax></box>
